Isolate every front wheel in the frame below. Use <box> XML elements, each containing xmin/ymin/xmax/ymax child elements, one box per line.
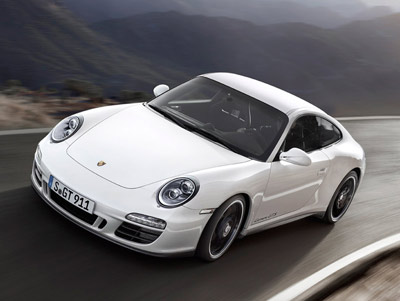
<box><xmin>196</xmin><ymin>195</ymin><xmax>246</xmax><ymax>261</ymax></box>
<box><xmin>323</xmin><ymin>171</ymin><xmax>358</xmax><ymax>224</ymax></box>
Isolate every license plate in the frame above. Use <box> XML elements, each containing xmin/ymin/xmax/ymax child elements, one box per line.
<box><xmin>49</xmin><ymin>176</ymin><xmax>95</xmax><ymax>214</ymax></box>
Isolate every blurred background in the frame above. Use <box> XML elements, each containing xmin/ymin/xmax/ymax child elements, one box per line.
<box><xmin>1</xmin><ymin>0</ymin><xmax>400</xmax><ymax>130</ymax></box>
<box><xmin>1</xmin><ymin>3</ymin><xmax>400</xmax><ymax>300</ymax></box>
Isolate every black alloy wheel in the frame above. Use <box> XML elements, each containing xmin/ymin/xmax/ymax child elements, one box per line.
<box><xmin>196</xmin><ymin>195</ymin><xmax>246</xmax><ymax>261</ymax></box>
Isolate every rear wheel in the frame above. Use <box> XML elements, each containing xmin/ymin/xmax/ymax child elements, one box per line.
<box><xmin>323</xmin><ymin>171</ymin><xmax>358</xmax><ymax>223</ymax></box>
<box><xmin>196</xmin><ymin>195</ymin><xmax>246</xmax><ymax>261</ymax></box>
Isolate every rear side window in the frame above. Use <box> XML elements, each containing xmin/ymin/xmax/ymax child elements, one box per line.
<box><xmin>316</xmin><ymin>117</ymin><xmax>342</xmax><ymax>148</ymax></box>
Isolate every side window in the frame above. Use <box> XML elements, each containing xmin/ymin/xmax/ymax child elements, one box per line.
<box><xmin>284</xmin><ymin>116</ymin><xmax>319</xmax><ymax>152</ymax></box>
<box><xmin>316</xmin><ymin>117</ymin><xmax>342</xmax><ymax>147</ymax></box>
<box><xmin>284</xmin><ymin>122</ymin><xmax>303</xmax><ymax>151</ymax></box>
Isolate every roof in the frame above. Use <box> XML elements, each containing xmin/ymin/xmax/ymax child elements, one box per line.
<box><xmin>200</xmin><ymin>72</ymin><xmax>322</xmax><ymax>114</ymax></box>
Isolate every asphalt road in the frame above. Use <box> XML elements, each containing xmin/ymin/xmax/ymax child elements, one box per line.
<box><xmin>1</xmin><ymin>120</ymin><xmax>399</xmax><ymax>301</ymax></box>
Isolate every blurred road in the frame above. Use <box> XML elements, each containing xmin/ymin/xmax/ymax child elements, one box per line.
<box><xmin>1</xmin><ymin>120</ymin><xmax>399</xmax><ymax>300</ymax></box>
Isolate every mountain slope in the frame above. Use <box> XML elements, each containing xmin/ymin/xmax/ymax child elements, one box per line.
<box><xmin>62</xmin><ymin>0</ymin><xmax>396</xmax><ymax>27</ymax></box>
<box><xmin>91</xmin><ymin>11</ymin><xmax>400</xmax><ymax>115</ymax></box>
<box><xmin>62</xmin><ymin>0</ymin><xmax>349</xmax><ymax>28</ymax></box>
<box><xmin>0</xmin><ymin>0</ymin><xmax>185</xmax><ymax>92</ymax></box>
<box><xmin>302</xmin><ymin>0</ymin><xmax>367</xmax><ymax>16</ymax></box>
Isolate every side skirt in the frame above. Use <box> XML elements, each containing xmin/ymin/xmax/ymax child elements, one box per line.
<box><xmin>239</xmin><ymin>211</ymin><xmax>325</xmax><ymax>238</ymax></box>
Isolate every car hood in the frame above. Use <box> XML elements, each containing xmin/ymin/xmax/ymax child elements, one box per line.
<box><xmin>67</xmin><ymin>104</ymin><xmax>249</xmax><ymax>189</ymax></box>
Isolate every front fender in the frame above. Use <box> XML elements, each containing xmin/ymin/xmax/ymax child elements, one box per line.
<box><xmin>142</xmin><ymin>160</ymin><xmax>270</xmax><ymax>230</ymax></box>
<box><xmin>185</xmin><ymin>161</ymin><xmax>270</xmax><ymax>210</ymax></box>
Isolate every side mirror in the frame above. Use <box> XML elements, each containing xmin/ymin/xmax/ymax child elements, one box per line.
<box><xmin>153</xmin><ymin>84</ymin><xmax>169</xmax><ymax>97</ymax></box>
<box><xmin>279</xmin><ymin>148</ymin><xmax>312</xmax><ymax>166</ymax></box>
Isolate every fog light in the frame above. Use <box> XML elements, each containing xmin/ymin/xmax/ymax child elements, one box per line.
<box><xmin>126</xmin><ymin>213</ymin><xmax>166</xmax><ymax>230</ymax></box>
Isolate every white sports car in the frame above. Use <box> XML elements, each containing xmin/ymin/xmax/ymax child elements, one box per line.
<box><xmin>32</xmin><ymin>73</ymin><xmax>366</xmax><ymax>261</ymax></box>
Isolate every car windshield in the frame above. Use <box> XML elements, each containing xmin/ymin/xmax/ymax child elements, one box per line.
<box><xmin>149</xmin><ymin>77</ymin><xmax>288</xmax><ymax>161</ymax></box>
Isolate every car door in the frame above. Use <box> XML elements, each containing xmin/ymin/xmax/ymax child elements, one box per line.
<box><xmin>253</xmin><ymin>115</ymin><xmax>331</xmax><ymax>224</ymax></box>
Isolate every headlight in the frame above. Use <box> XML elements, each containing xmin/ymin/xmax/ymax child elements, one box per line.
<box><xmin>51</xmin><ymin>115</ymin><xmax>83</xmax><ymax>142</ymax></box>
<box><xmin>35</xmin><ymin>145</ymin><xmax>42</xmax><ymax>164</ymax></box>
<box><xmin>158</xmin><ymin>178</ymin><xmax>199</xmax><ymax>208</ymax></box>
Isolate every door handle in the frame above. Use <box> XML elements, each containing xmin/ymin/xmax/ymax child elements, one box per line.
<box><xmin>318</xmin><ymin>168</ymin><xmax>327</xmax><ymax>176</ymax></box>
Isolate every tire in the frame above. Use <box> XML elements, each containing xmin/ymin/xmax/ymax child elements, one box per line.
<box><xmin>196</xmin><ymin>195</ymin><xmax>246</xmax><ymax>262</ymax></box>
<box><xmin>323</xmin><ymin>171</ymin><xmax>358</xmax><ymax>224</ymax></box>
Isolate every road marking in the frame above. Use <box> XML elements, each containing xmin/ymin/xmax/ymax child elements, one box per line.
<box><xmin>336</xmin><ymin>116</ymin><xmax>400</xmax><ymax>121</ymax></box>
<box><xmin>268</xmin><ymin>233</ymin><xmax>400</xmax><ymax>301</ymax></box>
<box><xmin>0</xmin><ymin>128</ymin><xmax>51</xmax><ymax>136</ymax></box>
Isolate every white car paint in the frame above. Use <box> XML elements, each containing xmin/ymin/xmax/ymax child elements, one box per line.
<box><xmin>31</xmin><ymin>73</ymin><xmax>366</xmax><ymax>257</ymax></box>
<box><xmin>67</xmin><ymin>104</ymin><xmax>249</xmax><ymax>189</ymax></box>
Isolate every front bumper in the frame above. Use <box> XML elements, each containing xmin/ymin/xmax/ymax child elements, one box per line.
<box><xmin>31</xmin><ymin>141</ymin><xmax>211</xmax><ymax>257</ymax></box>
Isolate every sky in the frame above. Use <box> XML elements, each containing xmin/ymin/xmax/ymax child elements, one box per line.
<box><xmin>361</xmin><ymin>0</ymin><xmax>400</xmax><ymax>9</ymax></box>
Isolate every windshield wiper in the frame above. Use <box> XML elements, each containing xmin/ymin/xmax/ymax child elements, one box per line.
<box><xmin>147</xmin><ymin>104</ymin><xmax>189</xmax><ymax>130</ymax></box>
<box><xmin>188</xmin><ymin>126</ymin><xmax>244</xmax><ymax>156</ymax></box>
<box><xmin>147</xmin><ymin>103</ymin><xmax>246</xmax><ymax>158</ymax></box>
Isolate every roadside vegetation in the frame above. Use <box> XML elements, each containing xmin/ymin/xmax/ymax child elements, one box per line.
<box><xmin>0</xmin><ymin>79</ymin><xmax>151</xmax><ymax>130</ymax></box>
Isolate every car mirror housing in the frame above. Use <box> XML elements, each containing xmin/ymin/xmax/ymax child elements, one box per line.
<box><xmin>153</xmin><ymin>84</ymin><xmax>170</xmax><ymax>97</ymax></box>
<box><xmin>279</xmin><ymin>148</ymin><xmax>312</xmax><ymax>166</ymax></box>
